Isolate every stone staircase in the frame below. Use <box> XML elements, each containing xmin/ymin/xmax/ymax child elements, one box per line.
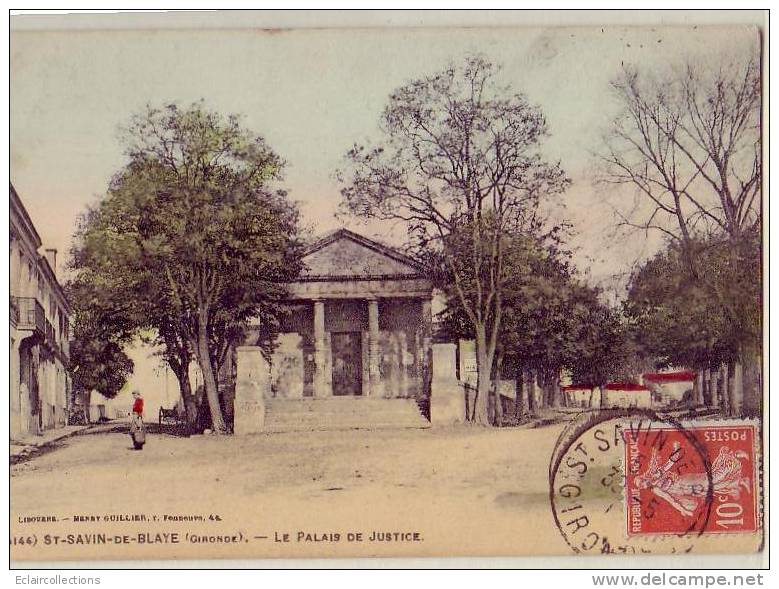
<box><xmin>263</xmin><ymin>397</ymin><xmax>431</xmax><ymax>433</ymax></box>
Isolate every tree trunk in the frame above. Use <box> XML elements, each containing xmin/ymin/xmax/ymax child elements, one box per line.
<box><xmin>171</xmin><ymin>361</ymin><xmax>197</xmax><ymax>430</ymax></box>
<box><xmin>543</xmin><ymin>369</ymin><xmax>551</xmax><ymax>407</ymax></box>
<box><xmin>537</xmin><ymin>370</ymin><xmax>547</xmax><ymax>408</ymax></box>
<box><xmin>700</xmin><ymin>369</ymin><xmax>709</xmax><ymax>405</ymax></box>
<box><xmin>730</xmin><ymin>358</ymin><xmax>743</xmax><ymax>417</ymax></box>
<box><xmin>525</xmin><ymin>368</ymin><xmax>537</xmax><ymax>417</ymax></box>
<box><xmin>705</xmin><ymin>368</ymin><xmax>717</xmax><ymax>408</ymax></box>
<box><xmin>472</xmin><ymin>325</ymin><xmax>493</xmax><ymax>425</ymax></box>
<box><xmin>160</xmin><ymin>328</ymin><xmax>196</xmax><ymax>430</ymax></box>
<box><xmin>195</xmin><ymin>307</ymin><xmax>228</xmax><ymax>433</ymax></box>
<box><xmin>492</xmin><ymin>351</ymin><xmax>504</xmax><ymax>427</ymax></box>
<box><xmin>550</xmin><ymin>369</ymin><xmax>562</xmax><ymax>408</ymax></box>
<box><xmin>713</xmin><ymin>366</ymin><xmax>722</xmax><ymax>412</ymax></box>
<box><xmin>693</xmin><ymin>372</ymin><xmax>704</xmax><ymax>406</ymax></box>
<box><xmin>742</xmin><ymin>349</ymin><xmax>762</xmax><ymax>416</ymax></box>
<box><xmin>598</xmin><ymin>385</ymin><xmax>606</xmax><ymax>409</ymax></box>
<box><xmin>719</xmin><ymin>363</ymin><xmax>730</xmax><ymax>415</ymax></box>
<box><xmin>514</xmin><ymin>363</ymin><xmax>525</xmax><ymax>421</ymax></box>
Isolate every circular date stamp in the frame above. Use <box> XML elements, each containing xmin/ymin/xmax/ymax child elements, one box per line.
<box><xmin>549</xmin><ymin>409</ymin><xmax>716</xmax><ymax>555</ymax></box>
<box><xmin>549</xmin><ymin>409</ymin><xmax>760</xmax><ymax>555</ymax></box>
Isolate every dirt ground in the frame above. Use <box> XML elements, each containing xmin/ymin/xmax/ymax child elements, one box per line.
<box><xmin>11</xmin><ymin>421</ymin><xmax>579</xmax><ymax>561</ymax></box>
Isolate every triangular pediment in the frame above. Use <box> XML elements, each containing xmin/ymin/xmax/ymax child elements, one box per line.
<box><xmin>299</xmin><ymin>229</ymin><xmax>421</xmax><ymax>279</ymax></box>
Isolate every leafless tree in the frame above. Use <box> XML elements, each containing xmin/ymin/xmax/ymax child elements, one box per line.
<box><xmin>339</xmin><ymin>56</ymin><xmax>569</xmax><ymax>424</ymax></box>
<box><xmin>601</xmin><ymin>54</ymin><xmax>761</xmax><ymax>272</ymax></box>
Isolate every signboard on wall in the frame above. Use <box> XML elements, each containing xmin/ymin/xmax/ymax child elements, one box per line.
<box><xmin>458</xmin><ymin>339</ymin><xmax>477</xmax><ymax>385</ymax></box>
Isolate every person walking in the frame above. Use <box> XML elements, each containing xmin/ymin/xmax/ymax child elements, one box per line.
<box><xmin>129</xmin><ymin>390</ymin><xmax>146</xmax><ymax>450</ymax></box>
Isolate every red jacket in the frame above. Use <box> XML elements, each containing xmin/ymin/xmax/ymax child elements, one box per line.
<box><xmin>132</xmin><ymin>398</ymin><xmax>144</xmax><ymax>415</ymax></box>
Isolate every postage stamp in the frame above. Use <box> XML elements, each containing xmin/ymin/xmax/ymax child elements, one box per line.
<box><xmin>549</xmin><ymin>410</ymin><xmax>763</xmax><ymax>556</ymax></box>
<box><xmin>624</xmin><ymin>422</ymin><xmax>759</xmax><ymax>536</ymax></box>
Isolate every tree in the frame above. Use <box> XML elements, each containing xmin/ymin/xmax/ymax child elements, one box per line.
<box><xmin>70</xmin><ymin>211</ymin><xmax>202</xmax><ymax>428</ymax></box>
<box><xmin>339</xmin><ymin>56</ymin><xmax>569</xmax><ymax>423</ymax></box>
<box><xmin>498</xmin><ymin>251</ymin><xmax>636</xmax><ymax>414</ymax></box>
<box><xmin>625</xmin><ymin>231</ymin><xmax>761</xmax><ymax>414</ymax></box>
<box><xmin>435</xmin><ymin>230</ymin><xmax>631</xmax><ymax>422</ymax></box>
<box><xmin>433</xmin><ymin>225</ymin><xmax>549</xmax><ymax>423</ymax></box>
<box><xmin>70</xmin><ymin>338</ymin><xmax>134</xmax><ymax>402</ymax></box>
<box><xmin>72</xmin><ymin>102</ymin><xmax>302</xmax><ymax>433</ymax></box>
<box><xmin>145</xmin><ymin>320</ymin><xmax>196</xmax><ymax>426</ymax></box>
<box><xmin>65</xmin><ymin>278</ymin><xmax>135</xmax><ymax>402</ymax></box>
<box><xmin>494</xmin><ymin>235</ymin><xmax>580</xmax><ymax>416</ymax></box>
<box><xmin>602</xmin><ymin>55</ymin><xmax>761</xmax><ymax>267</ymax></box>
<box><xmin>600</xmin><ymin>52</ymin><xmax>762</xmax><ymax>416</ymax></box>
<box><xmin>568</xmin><ymin>303</ymin><xmax>641</xmax><ymax>408</ymax></box>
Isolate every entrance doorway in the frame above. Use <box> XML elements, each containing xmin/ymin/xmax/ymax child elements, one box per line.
<box><xmin>19</xmin><ymin>340</ymin><xmax>39</xmax><ymax>435</ymax></box>
<box><xmin>331</xmin><ymin>332</ymin><xmax>363</xmax><ymax>396</ymax></box>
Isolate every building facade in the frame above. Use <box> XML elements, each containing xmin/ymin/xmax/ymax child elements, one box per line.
<box><xmin>260</xmin><ymin>229</ymin><xmax>433</xmax><ymax>399</ymax></box>
<box><xmin>641</xmin><ymin>371</ymin><xmax>696</xmax><ymax>406</ymax></box>
<box><xmin>602</xmin><ymin>382</ymin><xmax>652</xmax><ymax>409</ymax></box>
<box><xmin>10</xmin><ymin>184</ymin><xmax>71</xmax><ymax>439</ymax></box>
<box><xmin>563</xmin><ymin>384</ymin><xmax>597</xmax><ymax>408</ymax></box>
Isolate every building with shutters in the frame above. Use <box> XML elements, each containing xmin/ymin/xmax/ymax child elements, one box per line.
<box><xmin>10</xmin><ymin>184</ymin><xmax>71</xmax><ymax>439</ymax></box>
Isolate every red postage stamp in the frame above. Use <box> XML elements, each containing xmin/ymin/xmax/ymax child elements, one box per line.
<box><xmin>624</xmin><ymin>422</ymin><xmax>759</xmax><ymax>536</ymax></box>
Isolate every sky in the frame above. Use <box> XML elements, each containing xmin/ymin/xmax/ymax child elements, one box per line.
<box><xmin>9</xmin><ymin>21</ymin><xmax>760</xmax><ymax>410</ymax></box>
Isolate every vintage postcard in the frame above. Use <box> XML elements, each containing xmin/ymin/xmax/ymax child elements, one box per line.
<box><xmin>9</xmin><ymin>12</ymin><xmax>766</xmax><ymax>564</ymax></box>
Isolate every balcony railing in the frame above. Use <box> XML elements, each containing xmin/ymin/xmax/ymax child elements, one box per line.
<box><xmin>10</xmin><ymin>297</ymin><xmax>20</xmax><ymax>326</ymax></box>
<box><xmin>12</xmin><ymin>296</ymin><xmax>46</xmax><ymax>336</ymax></box>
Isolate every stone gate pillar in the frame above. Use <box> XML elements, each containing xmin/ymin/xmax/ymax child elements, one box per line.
<box><xmin>420</xmin><ymin>298</ymin><xmax>432</xmax><ymax>397</ymax></box>
<box><xmin>430</xmin><ymin>343</ymin><xmax>465</xmax><ymax>425</ymax></box>
<box><xmin>233</xmin><ymin>346</ymin><xmax>269</xmax><ymax>435</ymax></box>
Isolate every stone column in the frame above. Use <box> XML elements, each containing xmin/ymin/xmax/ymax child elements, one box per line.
<box><xmin>313</xmin><ymin>299</ymin><xmax>331</xmax><ymax>397</ymax></box>
<box><xmin>367</xmin><ymin>297</ymin><xmax>381</xmax><ymax>397</ymax></box>
<box><xmin>398</xmin><ymin>331</ymin><xmax>409</xmax><ymax>398</ymax></box>
<box><xmin>233</xmin><ymin>346</ymin><xmax>269</xmax><ymax>435</ymax></box>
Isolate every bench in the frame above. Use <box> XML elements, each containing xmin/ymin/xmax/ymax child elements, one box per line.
<box><xmin>158</xmin><ymin>407</ymin><xmax>182</xmax><ymax>426</ymax></box>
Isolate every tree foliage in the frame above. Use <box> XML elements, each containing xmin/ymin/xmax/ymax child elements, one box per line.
<box><xmin>65</xmin><ymin>278</ymin><xmax>135</xmax><ymax>400</ymax></box>
<box><xmin>438</xmin><ymin>228</ymin><xmax>637</xmax><ymax>418</ymax></box>
<box><xmin>602</xmin><ymin>51</ymin><xmax>762</xmax><ymax>416</ymax></box>
<box><xmin>71</xmin><ymin>101</ymin><xmax>303</xmax><ymax>432</ymax></box>
<box><xmin>626</xmin><ymin>231</ymin><xmax>761</xmax><ymax>371</ymax></box>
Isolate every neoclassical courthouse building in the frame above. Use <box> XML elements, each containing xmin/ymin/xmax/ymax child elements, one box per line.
<box><xmin>270</xmin><ymin>229</ymin><xmax>433</xmax><ymax>399</ymax></box>
<box><xmin>10</xmin><ymin>185</ymin><xmax>72</xmax><ymax>439</ymax></box>
<box><xmin>232</xmin><ymin>229</ymin><xmax>463</xmax><ymax>432</ymax></box>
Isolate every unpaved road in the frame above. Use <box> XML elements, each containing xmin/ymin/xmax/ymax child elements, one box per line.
<box><xmin>11</xmin><ymin>423</ymin><xmax>574</xmax><ymax>561</ymax></box>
